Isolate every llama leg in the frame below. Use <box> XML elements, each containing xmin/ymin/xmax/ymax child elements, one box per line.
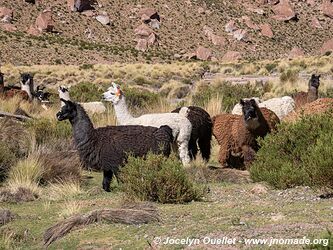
<box><xmin>102</xmin><ymin>170</ymin><xmax>113</xmax><ymax>192</ymax></box>
<box><xmin>218</xmin><ymin>146</ymin><xmax>229</xmax><ymax>167</ymax></box>
<box><xmin>198</xmin><ymin>136</ymin><xmax>211</xmax><ymax>162</ymax></box>
<box><xmin>188</xmin><ymin>138</ymin><xmax>198</xmax><ymax>160</ymax></box>
<box><xmin>177</xmin><ymin>129</ymin><xmax>191</xmax><ymax>165</ymax></box>
<box><xmin>242</xmin><ymin>145</ymin><xmax>256</xmax><ymax>169</ymax></box>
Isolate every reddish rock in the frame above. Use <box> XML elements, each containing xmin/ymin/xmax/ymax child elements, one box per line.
<box><xmin>203</xmin><ymin>25</ymin><xmax>214</xmax><ymax>39</ymax></box>
<box><xmin>0</xmin><ymin>7</ymin><xmax>13</xmax><ymax>23</ymax></box>
<box><xmin>311</xmin><ymin>17</ymin><xmax>322</xmax><ymax>29</ymax></box>
<box><xmin>35</xmin><ymin>10</ymin><xmax>54</xmax><ymax>32</ymax></box>
<box><xmin>135</xmin><ymin>39</ymin><xmax>148</xmax><ymax>52</ymax></box>
<box><xmin>134</xmin><ymin>24</ymin><xmax>154</xmax><ymax>37</ymax></box>
<box><xmin>320</xmin><ymin>38</ymin><xmax>333</xmax><ymax>54</ymax></box>
<box><xmin>272</xmin><ymin>0</ymin><xmax>297</xmax><ymax>21</ymax></box>
<box><xmin>233</xmin><ymin>29</ymin><xmax>248</xmax><ymax>41</ymax></box>
<box><xmin>27</xmin><ymin>25</ymin><xmax>40</xmax><ymax>36</ymax></box>
<box><xmin>322</xmin><ymin>0</ymin><xmax>333</xmax><ymax>19</ymax></box>
<box><xmin>196</xmin><ymin>46</ymin><xmax>212</xmax><ymax>60</ymax></box>
<box><xmin>147</xmin><ymin>33</ymin><xmax>156</xmax><ymax>46</ymax></box>
<box><xmin>67</xmin><ymin>0</ymin><xmax>92</xmax><ymax>12</ymax></box>
<box><xmin>81</xmin><ymin>10</ymin><xmax>95</xmax><ymax>17</ymax></box>
<box><xmin>0</xmin><ymin>23</ymin><xmax>17</xmax><ymax>32</ymax></box>
<box><xmin>260</xmin><ymin>23</ymin><xmax>273</xmax><ymax>38</ymax></box>
<box><xmin>242</xmin><ymin>16</ymin><xmax>259</xmax><ymax>30</ymax></box>
<box><xmin>225</xmin><ymin>20</ymin><xmax>237</xmax><ymax>33</ymax></box>
<box><xmin>307</xmin><ymin>0</ymin><xmax>315</xmax><ymax>7</ymax></box>
<box><xmin>211</xmin><ymin>34</ymin><xmax>226</xmax><ymax>46</ymax></box>
<box><xmin>222</xmin><ymin>51</ymin><xmax>242</xmax><ymax>62</ymax></box>
<box><xmin>138</xmin><ymin>8</ymin><xmax>160</xmax><ymax>21</ymax></box>
<box><xmin>289</xmin><ymin>47</ymin><xmax>305</xmax><ymax>58</ymax></box>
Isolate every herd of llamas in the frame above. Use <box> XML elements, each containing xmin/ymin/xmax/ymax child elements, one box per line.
<box><xmin>0</xmin><ymin>72</ymin><xmax>325</xmax><ymax>191</ymax></box>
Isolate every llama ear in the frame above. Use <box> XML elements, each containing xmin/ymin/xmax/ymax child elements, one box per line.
<box><xmin>239</xmin><ymin>99</ymin><xmax>245</xmax><ymax>106</ymax></box>
<box><xmin>250</xmin><ymin>99</ymin><xmax>257</xmax><ymax>106</ymax></box>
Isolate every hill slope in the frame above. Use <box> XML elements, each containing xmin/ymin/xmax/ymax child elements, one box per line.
<box><xmin>0</xmin><ymin>0</ymin><xmax>333</xmax><ymax>65</ymax></box>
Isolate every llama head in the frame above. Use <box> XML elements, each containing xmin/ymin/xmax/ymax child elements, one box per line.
<box><xmin>102</xmin><ymin>82</ymin><xmax>123</xmax><ymax>104</ymax></box>
<box><xmin>240</xmin><ymin>98</ymin><xmax>260</xmax><ymax>129</ymax></box>
<box><xmin>35</xmin><ymin>85</ymin><xmax>51</xmax><ymax>103</ymax></box>
<box><xmin>309</xmin><ymin>74</ymin><xmax>320</xmax><ymax>89</ymax></box>
<box><xmin>56</xmin><ymin>98</ymin><xmax>77</xmax><ymax>121</ymax></box>
<box><xmin>20</xmin><ymin>73</ymin><xmax>33</xmax><ymax>86</ymax></box>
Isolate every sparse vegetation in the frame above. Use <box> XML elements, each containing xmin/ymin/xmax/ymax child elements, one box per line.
<box><xmin>120</xmin><ymin>153</ymin><xmax>204</xmax><ymax>203</ymax></box>
<box><xmin>251</xmin><ymin>112</ymin><xmax>333</xmax><ymax>189</ymax></box>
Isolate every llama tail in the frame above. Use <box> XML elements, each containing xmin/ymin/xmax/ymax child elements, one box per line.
<box><xmin>198</xmin><ymin>124</ymin><xmax>212</xmax><ymax>161</ymax></box>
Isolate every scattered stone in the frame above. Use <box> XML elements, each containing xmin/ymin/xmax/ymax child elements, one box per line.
<box><xmin>196</xmin><ymin>46</ymin><xmax>212</xmax><ymax>60</ymax></box>
<box><xmin>322</xmin><ymin>0</ymin><xmax>333</xmax><ymax>19</ymax></box>
<box><xmin>0</xmin><ymin>23</ymin><xmax>17</xmax><ymax>32</ymax></box>
<box><xmin>149</xmin><ymin>19</ymin><xmax>160</xmax><ymax>29</ymax></box>
<box><xmin>271</xmin><ymin>213</ymin><xmax>285</xmax><ymax>222</ymax></box>
<box><xmin>233</xmin><ymin>29</ymin><xmax>248</xmax><ymax>41</ymax></box>
<box><xmin>260</xmin><ymin>23</ymin><xmax>273</xmax><ymax>38</ymax></box>
<box><xmin>135</xmin><ymin>39</ymin><xmax>148</xmax><ymax>52</ymax></box>
<box><xmin>211</xmin><ymin>34</ymin><xmax>226</xmax><ymax>46</ymax></box>
<box><xmin>134</xmin><ymin>24</ymin><xmax>154</xmax><ymax>37</ymax></box>
<box><xmin>0</xmin><ymin>7</ymin><xmax>13</xmax><ymax>23</ymax></box>
<box><xmin>320</xmin><ymin>38</ymin><xmax>333</xmax><ymax>54</ymax></box>
<box><xmin>242</xmin><ymin>16</ymin><xmax>259</xmax><ymax>30</ymax></box>
<box><xmin>198</xmin><ymin>7</ymin><xmax>206</xmax><ymax>14</ymax></box>
<box><xmin>288</xmin><ymin>47</ymin><xmax>305</xmax><ymax>58</ymax></box>
<box><xmin>250</xmin><ymin>184</ymin><xmax>268</xmax><ymax>195</ymax></box>
<box><xmin>311</xmin><ymin>17</ymin><xmax>322</xmax><ymax>29</ymax></box>
<box><xmin>95</xmin><ymin>13</ymin><xmax>110</xmax><ymax>25</ymax></box>
<box><xmin>67</xmin><ymin>0</ymin><xmax>93</xmax><ymax>12</ymax></box>
<box><xmin>225</xmin><ymin>20</ymin><xmax>237</xmax><ymax>33</ymax></box>
<box><xmin>222</xmin><ymin>51</ymin><xmax>242</xmax><ymax>62</ymax></box>
<box><xmin>27</xmin><ymin>25</ymin><xmax>40</xmax><ymax>35</ymax></box>
<box><xmin>81</xmin><ymin>10</ymin><xmax>95</xmax><ymax>17</ymax></box>
<box><xmin>35</xmin><ymin>9</ymin><xmax>54</xmax><ymax>32</ymax></box>
<box><xmin>307</xmin><ymin>0</ymin><xmax>315</xmax><ymax>7</ymax></box>
<box><xmin>272</xmin><ymin>0</ymin><xmax>297</xmax><ymax>21</ymax></box>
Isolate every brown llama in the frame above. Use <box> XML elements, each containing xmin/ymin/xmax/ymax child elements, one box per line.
<box><xmin>212</xmin><ymin>99</ymin><xmax>280</xmax><ymax>169</ymax></box>
<box><xmin>292</xmin><ymin>74</ymin><xmax>320</xmax><ymax>109</ymax></box>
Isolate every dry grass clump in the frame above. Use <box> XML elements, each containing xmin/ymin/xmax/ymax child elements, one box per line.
<box><xmin>58</xmin><ymin>201</ymin><xmax>82</xmax><ymax>219</ymax></box>
<box><xmin>0</xmin><ymin>209</ymin><xmax>16</xmax><ymax>226</ymax></box>
<box><xmin>46</xmin><ymin>181</ymin><xmax>83</xmax><ymax>201</ymax></box>
<box><xmin>43</xmin><ymin>202</ymin><xmax>160</xmax><ymax>247</ymax></box>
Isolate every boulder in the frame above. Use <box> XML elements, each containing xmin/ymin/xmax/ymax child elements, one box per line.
<box><xmin>311</xmin><ymin>17</ymin><xmax>322</xmax><ymax>29</ymax></box>
<box><xmin>196</xmin><ymin>46</ymin><xmax>212</xmax><ymax>60</ymax></box>
<box><xmin>222</xmin><ymin>51</ymin><xmax>242</xmax><ymax>62</ymax></box>
<box><xmin>67</xmin><ymin>0</ymin><xmax>92</xmax><ymax>12</ymax></box>
<box><xmin>0</xmin><ymin>23</ymin><xmax>17</xmax><ymax>32</ymax></box>
<box><xmin>135</xmin><ymin>39</ymin><xmax>148</xmax><ymax>52</ymax></box>
<box><xmin>260</xmin><ymin>23</ymin><xmax>273</xmax><ymax>38</ymax></box>
<box><xmin>27</xmin><ymin>25</ymin><xmax>40</xmax><ymax>36</ymax></box>
<box><xmin>225</xmin><ymin>20</ymin><xmax>237</xmax><ymax>33</ymax></box>
<box><xmin>134</xmin><ymin>24</ymin><xmax>154</xmax><ymax>37</ymax></box>
<box><xmin>211</xmin><ymin>34</ymin><xmax>226</xmax><ymax>46</ymax></box>
<box><xmin>272</xmin><ymin>0</ymin><xmax>297</xmax><ymax>21</ymax></box>
<box><xmin>242</xmin><ymin>16</ymin><xmax>259</xmax><ymax>30</ymax></box>
<box><xmin>35</xmin><ymin>10</ymin><xmax>54</xmax><ymax>32</ymax></box>
<box><xmin>288</xmin><ymin>47</ymin><xmax>305</xmax><ymax>58</ymax></box>
<box><xmin>96</xmin><ymin>13</ymin><xmax>110</xmax><ymax>25</ymax></box>
<box><xmin>149</xmin><ymin>19</ymin><xmax>160</xmax><ymax>29</ymax></box>
<box><xmin>233</xmin><ymin>29</ymin><xmax>248</xmax><ymax>41</ymax></box>
<box><xmin>320</xmin><ymin>38</ymin><xmax>333</xmax><ymax>54</ymax></box>
<box><xmin>322</xmin><ymin>0</ymin><xmax>333</xmax><ymax>19</ymax></box>
<box><xmin>0</xmin><ymin>7</ymin><xmax>13</xmax><ymax>23</ymax></box>
<box><xmin>138</xmin><ymin>8</ymin><xmax>160</xmax><ymax>22</ymax></box>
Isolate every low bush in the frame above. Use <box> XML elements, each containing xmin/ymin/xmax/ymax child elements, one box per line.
<box><xmin>123</xmin><ymin>87</ymin><xmax>159</xmax><ymax>111</ymax></box>
<box><xmin>0</xmin><ymin>141</ymin><xmax>16</xmax><ymax>182</ymax></box>
<box><xmin>251</xmin><ymin>112</ymin><xmax>333</xmax><ymax>189</ymax></box>
<box><xmin>120</xmin><ymin>153</ymin><xmax>204</xmax><ymax>203</ymax></box>
<box><xmin>192</xmin><ymin>82</ymin><xmax>264</xmax><ymax>111</ymax></box>
<box><xmin>25</xmin><ymin>118</ymin><xmax>72</xmax><ymax>145</ymax></box>
<box><xmin>70</xmin><ymin>82</ymin><xmax>104</xmax><ymax>102</ymax></box>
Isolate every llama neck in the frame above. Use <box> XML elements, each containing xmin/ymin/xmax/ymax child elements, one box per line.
<box><xmin>71</xmin><ymin>104</ymin><xmax>95</xmax><ymax>148</ymax></box>
<box><xmin>244</xmin><ymin>108</ymin><xmax>269</xmax><ymax>137</ymax></box>
<box><xmin>307</xmin><ymin>86</ymin><xmax>318</xmax><ymax>102</ymax></box>
<box><xmin>113</xmin><ymin>97</ymin><xmax>134</xmax><ymax>124</ymax></box>
<box><xmin>59</xmin><ymin>92</ymin><xmax>71</xmax><ymax>107</ymax></box>
<box><xmin>21</xmin><ymin>84</ymin><xmax>33</xmax><ymax>101</ymax></box>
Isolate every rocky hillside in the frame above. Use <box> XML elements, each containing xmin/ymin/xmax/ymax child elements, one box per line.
<box><xmin>1</xmin><ymin>0</ymin><xmax>333</xmax><ymax>65</ymax></box>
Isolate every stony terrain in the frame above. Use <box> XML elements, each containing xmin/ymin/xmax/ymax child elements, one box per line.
<box><xmin>1</xmin><ymin>0</ymin><xmax>333</xmax><ymax>65</ymax></box>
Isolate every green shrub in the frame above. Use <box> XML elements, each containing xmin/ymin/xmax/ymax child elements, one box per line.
<box><xmin>251</xmin><ymin>112</ymin><xmax>333</xmax><ymax>189</ymax></box>
<box><xmin>25</xmin><ymin>118</ymin><xmax>72</xmax><ymax>145</ymax></box>
<box><xmin>0</xmin><ymin>141</ymin><xmax>16</xmax><ymax>181</ymax></box>
<box><xmin>120</xmin><ymin>153</ymin><xmax>204</xmax><ymax>203</ymax></box>
<box><xmin>123</xmin><ymin>87</ymin><xmax>159</xmax><ymax>110</ymax></box>
<box><xmin>70</xmin><ymin>82</ymin><xmax>104</xmax><ymax>102</ymax></box>
<box><xmin>192</xmin><ymin>82</ymin><xmax>264</xmax><ymax>111</ymax></box>
<box><xmin>280</xmin><ymin>68</ymin><xmax>299</xmax><ymax>82</ymax></box>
